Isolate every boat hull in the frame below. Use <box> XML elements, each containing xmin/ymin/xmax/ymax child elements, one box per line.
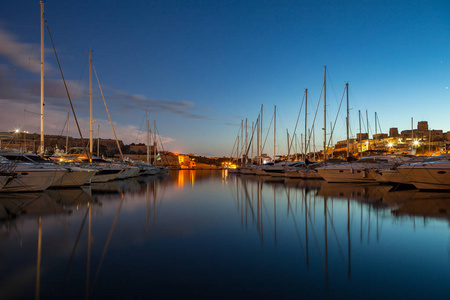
<box><xmin>398</xmin><ymin>164</ymin><xmax>450</xmax><ymax>190</ymax></box>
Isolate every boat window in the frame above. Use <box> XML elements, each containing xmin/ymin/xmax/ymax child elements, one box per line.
<box><xmin>437</xmin><ymin>171</ymin><xmax>446</xmax><ymax>175</ymax></box>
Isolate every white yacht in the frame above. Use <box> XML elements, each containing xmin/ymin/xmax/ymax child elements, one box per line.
<box><xmin>0</xmin><ymin>157</ymin><xmax>67</xmax><ymax>192</ymax></box>
<box><xmin>316</xmin><ymin>156</ymin><xmax>412</xmax><ymax>183</ymax></box>
<box><xmin>397</xmin><ymin>160</ymin><xmax>450</xmax><ymax>190</ymax></box>
<box><xmin>1</xmin><ymin>152</ymin><xmax>96</xmax><ymax>188</ymax></box>
<box><xmin>369</xmin><ymin>168</ymin><xmax>412</xmax><ymax>185</ymax></box>
<box><xmin>283</xmin><ymin>162</ymin><xmax>307</xmax><ymax>178</ymax></box>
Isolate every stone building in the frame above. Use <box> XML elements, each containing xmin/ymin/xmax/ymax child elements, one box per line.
<box><xmin>389</xmin><ymin>128</ymin><xmax>399</xmax><ymax>137</ymax></box>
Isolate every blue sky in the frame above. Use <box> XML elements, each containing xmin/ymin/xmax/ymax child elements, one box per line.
<box><xmin>0</xmin><ymin>0</ymin><xmax>449</xmax><ymax>156</ymax></box>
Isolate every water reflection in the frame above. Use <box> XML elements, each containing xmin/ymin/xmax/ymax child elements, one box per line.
<box><xmin>0</xmin><ymin>171</ymin><xmax>448</xmax><ymax>299</ymax></box>
<box><xmin>226</xmin><ymin>172</ymin><xmax>450</xmax><ymax>298</ymax></box>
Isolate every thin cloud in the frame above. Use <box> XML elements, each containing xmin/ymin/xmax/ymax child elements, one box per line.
<box><xmin>112</xmin><ymin>90</ymin><xmax>214</xmax><ymax>120</ymax></box>
<box><xmin>0</xmin><ymin>26</ymin><xmax>52</xmax><ymax>74</ymax></box>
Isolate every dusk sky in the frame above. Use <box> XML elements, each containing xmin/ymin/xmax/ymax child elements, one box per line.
<box><xmin>0</xmin><ymin>0</ymin><xmax>449</xmax><ymax>157</ymax></box>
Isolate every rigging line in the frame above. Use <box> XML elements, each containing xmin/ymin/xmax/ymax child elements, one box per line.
<box><xmin>326</xmin><ymin>69</ymin><xmax>340</xmax><ymax>108</ymax></box>
<box><xmin>327</xmin><ymin>87</ymin><xmax>346</xmax><ymax>149</ymax></box>
<box><xmin>91</xmin><ymin>198</ymin><xmax>124</xmax><ymax>296</ymax></box>
<box><xmin>58</xmin><ymin>206</ymin><xmax>89</xmax><ymax>297</ymax></box>
<box><xmin>262</xmin><ymin>113</ymin><xmax>274</xmax><ymax>154</ymax></box>
<box><xmin>92</xmin><ymin>62</ymin><xmax>124</xmax><ymax>161</ymax></box>
<box><xmin>58</xmin><ymin>114</ymin><xmax>68</xmax><ymax>136</ymax></box>
<box><xmin>377</xmin><ymin>114</ymin><xmax>383</xmax><ymax>134</ymax></box>
<box><xmin>244</xmin><ymin>114</ymin><xmax>260</xmax><ymax>158</ymax></box>
<box><xmin>133</xmin><ymin>112</ymin><xmax>146</xmax><ymax>144</ymax></box>
<box><xmin>229</xmin><ymin>122</ymin><xmax>242</xmax><ymax>160</ymax></box>
<box><xmin>154</xmin><ymin>122</ymin><xmax>169</xmax><ymax>165</ymax></box>
<box><xmin>306</xmin><ymin>85</ymin><xmax>324</xmax><ymax>152</ymax></box>
<box><xmin>44</xmin><ymin>19</ymin><xmax>90</xmax><ymax>160</ymax></box>
<box><xmin>289</xmin><ymin>92</ymin><xmax>306</xmax><ymax>153</ymax></box>
<box><xmin>71</xmin><ymin>53</ymin><xmax>88</xmax><ymax>109</ymax></box>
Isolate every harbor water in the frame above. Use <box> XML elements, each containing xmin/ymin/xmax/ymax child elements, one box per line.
<box><xmin>0</xmin><ymin>170</ymin><xmax>449</xmax><ymax>299</ymax></box>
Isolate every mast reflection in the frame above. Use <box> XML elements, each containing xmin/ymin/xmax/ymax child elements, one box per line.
<box><xmin>226</xmin><ymin>173</ymin><xmax>450</xmax><ymax>291</ymax></box>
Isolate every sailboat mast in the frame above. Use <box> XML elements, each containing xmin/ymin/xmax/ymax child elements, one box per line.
<box><xmin>146</xmin><ymin>110</ymin><xmax>150</xmax><ymax>164</ymax></box>
<box><xmin>323</xmin><ymin>66</ymin><xmax>327</xmax><ymax>162</ymax></box>
<box><xmin>251</xmin><ymin>121</ymin><xmax>254</xmax><ymax>163</ymax></box>
<box><xmin>245</xmin><ymin>118</ymin><xmax>248</xmax><ymax>165</ymax></box>
<box><xmin>274</xmin><ymin>105</ymin><xmax>276</xmax><ymax>161</ymax></box>
<box><xmin>97</xmin><ymin>124</ymin><xmax>100</xmax><ymax>157</ymax></box>
<box><xmin>260</xmin><ymin>104</ymin><xmax>263</xmax><ymax>165</ymax></box>
<box><xmin>359</xmin><ymin>110</ymin><xmax>362</xmax><ymax>158</ymax></box>
<box><xmin>375</xmin><ymin>112</ymin><xmax>378</xmax><ymax>145</ymax></box>
<box><xmin>89</xmin><ymin>51</ymin><xmax>93</xmax><ymax>162</ymax></box>
<box><xmin>305</xmin><ymin>89</ymin><xmax>307</xmax><ymax>161</ymax></box>
<box><xmin>241</xmin><ymin>120</ymin><xmax>244</xmax><ymax>164</ymax></box>
<box><xmin>346</xmin><ymin>83</ymin><xmax>349</xmax><ymax>158</ymax></box>
<box><xmin>256</xmin><ymin>117</ymin><xmax>260</xmax><ymax>165</ymax></box>
<box><xmin>286</xmin><ymin>129</ymin><xmax>290</xmax><ymax>163</ymax></box>
<box><xmin>366</xmin><ymin>110</ymin><xmax>369</xmax><ymax>150</ymax></box>
<box><xmin>154</xmin><ymin>120</ymin><xmax>157</xmax><ymax>165</ymax></box>
<box><xmin>40</xmin><ymin>1</ymin><xmax>44</xmax><ymax>156</ymax></box>
<box><xmin>66</xmin><ymin>112</ymin><xmax>69</xmax><ymax>153</ymax></box>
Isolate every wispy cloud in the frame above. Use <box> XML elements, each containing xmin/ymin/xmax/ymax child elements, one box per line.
<box><xmin>0</xmin><ymin>25</ymin><xmax>214</xmax><ymax>125</ymax></box>
<box><xmin>0</xmin><ymin>26</ymin><xmax>52</xmax><ymax>74</ymax></box>
<box><xmin>224</xmin><ymin>122</ymin><xmax>241</xmax><ymax>127</ymax></box>
<box><xmin>111</xmin><ymin>90</ymin><xmax>214</xmax><ymax>120</ymax></box>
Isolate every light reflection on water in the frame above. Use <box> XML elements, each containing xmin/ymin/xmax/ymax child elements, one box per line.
<box><xmin>0</xmin><ymin>170</ymin><xmax>449</xmax><ymax>299</ymax></box>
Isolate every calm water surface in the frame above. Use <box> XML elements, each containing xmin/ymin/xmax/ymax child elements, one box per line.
<box><xmin>0</xmin><ymin>170</ymin><xmax>449</xmax><ymax>299</ymax></box>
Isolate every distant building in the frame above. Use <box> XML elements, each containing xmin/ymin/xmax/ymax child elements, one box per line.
<box><xmin>389</xmin><ymin>128</ymin><xmax>399</xmax><ymax>137</ymax></box>
<box><xmin>373</xmin><ymin>133</ymin><xmax>388</xmax><ymax>140</ymax></box>
<box><xmin>356</xmin><ymin>133</ymin><xmax>368</xmax><ymax>141</ymax></box>
<box><xmin>418</xmin><ymin>121</ymin><xmax>428</xmax><ymax>131</ymax></box>
<box><xmin>179</xmin><ymin>155</ymin><xmax>196</xmax><ymax>169</ymax></box>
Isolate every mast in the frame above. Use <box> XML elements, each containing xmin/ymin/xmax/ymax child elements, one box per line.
<box><xmin>146</xmin><ymin>110</ymin><xmax>150</xmax><ymax>164</ymax></box>
<box><xmin>89</xmin><ymin>51</ymin><xmax>93</xmax><ymax>162</ymax></box>
<box><xmin>40</xmin><ymin>1</ymin><xmax>44</xmax><ymax>156</ymax></box>
<box><xmin>359</xmin><ymin>110</ymin><xmax>362</xmax><ymax>158</ymax></box>
<box><xmin>330</xmin><ymin>122</ymin><xmax>333</xmax><ymax>159</ymax></box>
<box><xmin>313</xmin><ymin>128</ymin><xmax>316</xmax><ymax>161</ymax></box>
<box><xmin>375</xmin><ymin>112</ymin><xmax>378</xmax><ymax>146</ymax></box>
<box><xmin>97</xmin><ymin>124</ymin><xmax>100</xmax><ymax>157</ymax></box>
<box><xmin>274</xmin><ymin>105</ymin><xmax>276</xmax><ymax>161</ymax></box>
<box><xmin>286</xmin><ymin>129</ymin><xmax>290</xmax><ymax>163</ymax></box>
<box><xmin>241</xmin><ymin>120</ymin><xmax>244</xmax><ymax>165</ymax></box>
<box><xmin>66</xmin><ymin>112</ymin><xmax>69</xmax><ymax>153</ymax></box>
<box><xmin>256</xmin><ymin>117</ymin><xmax>260</xmax><ymax>165</ymax></box>
<box><xmin>92</xmin><ymin>63</ymin><xmax>124</xmax><ymax>161</ymax></box>
<box><xmin>251</xmin><ymin>122</ymin><xmax>254</xmax><ymax>164</ymax></box>
<box><xmin>323</xmin><ymin>66</ymin><xmax>327</xmax><ymax>162</ymax></box>
<box><xmin>245</xmin><ymin>118</ymin><xmax>248</xmax><ymax>165</ymax></box>
<box><xmin>366</xmin><ymin>110</ymin><xmax>369</xmax><ymax>151</ymax></box>
<box><xmin>346</xmin><ymin>83</ymin><xmax>349</xmax><ymax>158</ymax></box>
<box><xmin>305</xmin><ymin>89</ymin><xmax>307</xmax><ymax>161</ymax></box>
<box><xmin>260</xmin><ymin>104</ymin><xmax>263</xmax><ymax>165</ymax></box>
<box><xmin>154</xmin><ymin>120</ymin><xmax>157</xmax><ymax>165</ymax></box>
